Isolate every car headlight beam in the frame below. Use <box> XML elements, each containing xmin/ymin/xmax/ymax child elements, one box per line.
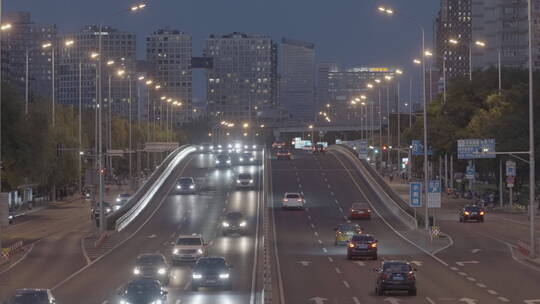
<box><xmin>219</xmin><ymin>273</ymin><xmax>230</xmax><ymax>279</ymax></box>
<box><xmin>192</xmin><ymin>273</ymin><xmax>202</xmax><ymax>279</ymax></box>
<box><xmin>133</xmin><ymin>267</ymin><xmax>140</xmax><ymax>275</ymax></box>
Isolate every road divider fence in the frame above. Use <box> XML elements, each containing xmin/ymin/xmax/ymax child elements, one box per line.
<box><xmin>331</xmin><ymin>145</ymin><xmax>418</xmax><ymax>230</ymax></box>
<box><xmin>111</xmin><ymin>145</ymin><xmax>197</xmax><ymax>231</ymax></box>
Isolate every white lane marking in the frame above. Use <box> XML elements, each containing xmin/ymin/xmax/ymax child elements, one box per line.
<box><xmin>318</xmin><ymin>239</ymin><xmax>323</xmax><ymax>244</ymax></box>
<box><xmin>343</xmin><ymin>216</ymin><xmax>348</xmax><ymax>220</ymax></box>
<box><xmin>299</xmin><ymin>184</ymin><xmax>303</xmax><ymax>188</ymax></box>
<box><xmin>310</xmin><ymin>223</ymin><xmax>316</xmax><ymax>228</ymax></box>
<box><xmin>342</xmin><ymin>280</ymin><xmax>350</xmax><ymax>288</ymax></box>
<box><xmin>471</xmin><ymin>249</ymin><xmax>481</xmax><ymax>254</ymax></box>
<box><xmin>327</xmin><ymin>184</ymin><xmax>331</xmax><ymax>188</ymax></box>
<box><xmin>466</xmin><ymin>277</ymin><xmax>476</xmax><ymax>282</ymax></box>
<box><xmin>148</xmin><ymin>234</ymin><xmax>157</xmax><ymax>238</ymax></box>
<box><xmin>456</xmin><ymin>261</ymin><xmax>479</xmax><ymax>266</ymax></box>
<box><xmin>338</xmin><ymin>207</ymin><xmax>343</xmax><ymax>213</ymax></box>
<box><xmin>102</xmin><ymin>301</ymin><xmax>108</xmax><ymax>304</ymax></box>
<box><xmin>81</xmin><ymin>235</ymin><xmax>92</xmax><ymax>265</ymax></box>
<box><xmin>296</xmin><ymin>177</ymin><xmax>301</xmax><ymax>182</ymax></box>
<box><xmin>329</xmin><ymin>152</ymin><xmax>453</xmax><ymax>266</ymax></box>
<box><xmin>175</xmin><ymin>300</ymin><xmax>182</xmax><ymax>304</ymax></box>
<box><xmin>450</xmin><ymin>266</ymin><xmax>459</xmax><ymax>271</ymax></box>
<box><xmin>52</xmin><ymin>155</ymin><xmax>196</xmax><ymax>290</ymax></box>
<box><xmin>334</xmin><ymin>267</ymin><xmax>341</xmax><ymax>274</ymax></box>
<box><xmin>334</xmin><ymin>199</ymin><xmax>339</xmax><ymax>204</ymax></box>
<box><xmin>314</xmin><ymin>232</ymin><xmax>319</xmax><ymax>237</ymax></box>
<box><xmin>330</xmin><ymin>191</ymin><xmax>335</xmax><ymax>196</ymax></box>
<box><xmin>476</xmin><ymin>283</ymin><xmax>486</xmax><ymax>288</ymax></box>
<box><xmin>328</xmin><ymin>257</ymin><xmax>334</xmax><ymax>263</ymax></box>
<box><xmin>324</xmin><ymin>178</ymin><xmax>328</xmax><ymax>182</ymax></box>
<box><xmin>487</xmin><ymin>290</ymin><xmax>498</xmax><ymax>295</ymax></box>
<box><xmin>458</xmin><ymin>272</ymin><xmax>468</xmax><ymax>276</ymax></box>
<box><xmin>298</xmin><ymin>261</ymin><xmax>311</xmax><ymax>267</ymax></box>
<box><xmin>352</xmin><ymin>297</ymin><xmax>361</xmax><ymax>304</ymax></box>
<box><xmin>426</xmin><ymin>298</ymin><xmax>436</xmax><ymax>304</ymax></box>
<box><xmin>353</xmin><ymin>261</ymin><xmax>365</xmax><ymax>267</ymax></box>
<box><xmin>322</xmin><ymin>247</ymin><xmax>327</xmax><ymax>253</ymax></box>
<box><xmin>307</xmin><ymin>215</ymin><xmax>312</xmax><ymax>220</ymax></box>
<box><xmin>497</xmin><ymin>297</ymin><xmax>509</xmax><ymax>302</ymax></box>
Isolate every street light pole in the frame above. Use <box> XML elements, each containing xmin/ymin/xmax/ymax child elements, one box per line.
<box><xmin>527</xmin><ymin>0</ymin><xmax>536</xmax><ymax>258</ymax></box>
<box><xmin>498</xmin><ymin>47</ymin><xmax>502</xmax><ymax>95</ymax></box>
<box><xmin>421</xmin><ymin>27</ymin><xmax>429</xmax><ymax>230</ymax></box>
<box><xmin>128</xmin><ymin>75</ymin><xmax>133</xmax><ymax>188</ymax></box>
<box><xmin>378</xmin><ymin>86</ymin><xmax>382</xmax><ymax>171</ymax></box>
<box><xmin>78</xmin><ymin>60</ymin><xmax>82</xmax><ymax>195</ymax></box>
<box><xmin>25</xmin><ymin>48</ymin><xmax>29</xmax><ymax>115</ymax></box>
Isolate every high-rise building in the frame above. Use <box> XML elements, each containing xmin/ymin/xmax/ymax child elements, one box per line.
<box><xmin>204</xmin><ymin>32</ymin><xmax>278</xmax><ymax>122</ymax></box>
<box><xmin>1</xmin><ymin>12</ymin><xmax>57</xmax><ymax>100</ymax></box>
<box><xmin>435</xmin><ymin>0</ymin><xmax>472</xmax><ymax>81</ymax></box>
<box><xmin>58</xmin><ymin>25</ymin><xmax>137</xmax><ymax>116</ymax></box>
<box><xmin>279</xmin><ymin>38</ymin><xmax>315</xmax><ymax>122</ymax></box>
<box><xmin>146</xmin><ymin>28</ymin><xmax>192</xmax><ymax>125</ymax></box>
<box><xmin>316</xmin><ymin>65</ymin><xmax>396</xmax><ymax>124</ymax></box>
<box><xmin>471</xmin><ymin>0</ymin><xmax>540</xmax><ymax>70</ymax></box>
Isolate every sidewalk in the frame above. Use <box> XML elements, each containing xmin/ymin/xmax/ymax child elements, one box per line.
<box><xmin>1</xmin><ymin>186</ymin><xmax>127</xmax><ymax>249</ymax></box>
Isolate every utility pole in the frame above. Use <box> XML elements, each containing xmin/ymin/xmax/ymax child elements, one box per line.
<box><xmin>527</xmin><ymin>0</ymin><xmax>536</xmax><ymax>258</ymax></box>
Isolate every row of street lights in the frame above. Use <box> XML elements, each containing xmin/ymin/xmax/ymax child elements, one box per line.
<box><xmin>378</xmin><ymin>4</ymin><xmax>536</xmax><ymax>258</ymax></box>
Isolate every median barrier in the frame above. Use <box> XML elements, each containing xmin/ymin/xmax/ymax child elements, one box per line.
<box><xmin>110</xmin><ymin>145</ymin><xmax>197</xmax><ymax>231</ymax></box>
<box><xmin>331</xmin><ymin>145</ymin><xmax>418</xmax><ymax>230</ymax></box>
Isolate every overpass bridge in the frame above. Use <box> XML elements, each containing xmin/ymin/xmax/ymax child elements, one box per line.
<box><xmin>264</xmin><ymin>122</ymin><xmax>379</xmax><ymax>138</ymax></box>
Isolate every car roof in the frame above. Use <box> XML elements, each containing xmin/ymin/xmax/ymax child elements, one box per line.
<box><xmin>239</xmin><ymin>172</ymin><xmax>252</xmax><ymax>177</ymax></box>
<box><xmin>352</xmin><ymin>202</ymin><xmax>370</xmax><ymax>208</ymax></box>
<box><xmin>177</xmin><ymin>234</ymin><xmax>203</xmax><ymax>239</ymax></box>
<box><xmin>285</xmin><ymin>192</ymin><xmax>301</xmax><ymax>196</ymax></box>
<box><xmin>225</xmin><ymin>212</ymin><xmax>244</xmax><ymax>219</ymax></box>
<box><xmin>382</xmin><ymin>260</ymin><xmax>410</xmax><ymax>265</ymax></box>
<box><xmin>337</xmin><ymin>223</ymin><xmax>360</xmax><ymax>229</ymax></box>
<box><xmin>119</xmin><ymin>193</ymin><xmax>130</xmax><ymax>196</ymax></box>
<box><xmin>196</xmin><ymin>256</ymin><xmax>226</xmax><ymax>264</ymax></box>
<box><xmin>15</xmin><ymin>289</ymin><xmax>49</xmax><ymax>294</ymax></box>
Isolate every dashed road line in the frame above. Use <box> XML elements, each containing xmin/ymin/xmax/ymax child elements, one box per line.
<box><xmin>322</xmin><ymin>247</ymin><xmax>327</xmax><ymax>253</ymax></box>
<box><xmin>334</xmin><ymin>267</ymin><xmax>341</xmax><ymax>274</ymax></box>
<box><xmin>342</xmin><ymin>280</ymin><xmax>350</xmax><ymax>288</ymax></box>
<box><xmin>328</xmin><ymin>257</ymin><xmax>334</xmax><ymax>263</ymax></box>
<box><xmin>307</xmin><ymin>215</ymin><xmax>312</xmax><ymax>220</ymax></box>
<box><xmin>426</xmin><ymin>298</ymin><xmax>436</xmax><ymax>304</ymax></box>
<box><xmin>310</xmin><ymin>223</ymin><xmax>315</xmax><ymax>228</ymax></box>
<box><xmin>487</xmin><ymin>290</ymin><xmax>498</xmax><ymax>295</ymax></box>
<box><xmin>318</xmin><ymin>239</ymin><xmax>323</xmax><ymax>244</ymax></box>
<box><xmin>330</xmin><ymin>191</ymin><xmax>335</xmax><ymax>196</ymax></box>
<box><xmin>352</xmin><ymin>297</ymin><xmax>361</xmax><ymax>304</ymax></box>
<box><xmin>450</xmin><ymin>266</ymin><xmax>459</xmax><ymax>271</ymax></box>
<box><xmin>477</xmin><ymin>283</ymin><xmax>487</xmax><ymax>288</ymax></box>
<box><xmin>314</xmin><ymin>232</ymin><xmax>319</xmax><ymax>237</ymax></box>
<box><xmin>497</xmin><ymin>297</ymin><xmax>509</xmax><ymax>302</ymax></box>
<box><xmin>458</xmin><ymin>272</ymin><xmax>467</xmax><ymax>276</ymax></box>
<box><xmin>466</xmin><ymin>277</ymin><xmax>476</xmax><ymax>282</ymax></box>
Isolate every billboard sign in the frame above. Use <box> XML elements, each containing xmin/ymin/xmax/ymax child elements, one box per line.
<box><xmin>457</xmin><ymin>139</ymin><xmax>496</xmax><ymax>159</ymax></box>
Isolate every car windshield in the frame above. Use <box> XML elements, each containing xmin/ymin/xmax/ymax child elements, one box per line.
<box><xmin>179</xmin><ymin>178</ymin><xmax>193</xmax><ymax>184</ymax></box>
<box><xmin>119</xmin><ymin>194</ymin><xmax>130</xmax><ymax>198</ymax></box>
<box><xmin>13</xmin><ymin>292</ymin><xmax>49</xmax><ymax>304</ymax></box>
<box><xmin>217</xmin><ymin>155</ymin><xmax>229</xmax><ymax>160</ymax></box>
<box><xmin>126</xmin><ymin>281</ymin><xmax>160</xmax><ymax>296</ymax></box>
<box><xmin>225</xmin><ymin>212</ymin><xmax>243</xmax><ymax>220</ymax></box>
<box><xmin>352</xmin><ymin>235</ymin><xmax>374</xmax><ymax>243</ymax></box>
<box><xmin>136</xmin><ymin>255</ymin><xmax>164</xmax><ymax>264</ymax></box>
<box><xmin>286</xmin><ymin>193</ymin><xmax>300</xmax><ymax>198</ymax></box>
<box><xmin>352</xmin><ymin>203</ymin><xmax>369</xmax><ymax>209</ymax></box>
<box><xmin>383</xmin><ymin>263</ymin><xmax>413</xmax><ymax>273</ymax></box>
<box><xmin>242</xmin><ymin>153</ymin><xmax>252</xmax><ymax>158</ymax></box>
<box><xmin>176</xmin><ymin>238</ymin><xmax>202</xmax><ymax>246</ymax></box>
<box><xmin>239</xmin><ymin>173</ymin><xmax>251</xmax><ymax>179</ymax></box>
<box><xmin>197</xmin><ymin>258</ymin><xmax>226</xmax><ymax>267</ymax></box>
<box><xmin>465</xmin><ymin>206</ymin><xmax>482</xmax><ymax>212</ymax></box>
<box><xmin>278</xmin><ymin>149</ymin><xmax>289</xmax><ymax>153</ymax></box>
<box><xmin>338</xmin><ymin>224</ymin><xmax>358</xmax><ymax>231</ymax></box>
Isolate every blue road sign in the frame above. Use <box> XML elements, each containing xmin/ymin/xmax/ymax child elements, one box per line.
<box><xmin>466</xmin><ymin>163</ymin><xmax>475</xmax><ymax>180</ymax></box>
<box><xmin>457</xmin><ymin>139</ymin><xmax>496</xmax><ymax>159</ymax></box>
<box><xmin>411</xmin><ymin>140</ymin><xmax>433</xmax><ymax>156</ymax></box>
<box><xmin>409</xmin><ymin>182</ymin><xmax>422</xmax><ymax>207</ymax></box>
<box><xmin>428</xmin><ymin>180</ymin><xmax>442</xmax><ymax>208</ymax></box>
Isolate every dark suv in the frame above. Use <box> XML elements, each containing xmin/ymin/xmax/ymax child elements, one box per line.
<box><xmin>222</xmin><ymin>212</ymin><xmax>247</xmax><ymax>235</ymax></box>
<box><xmin>133</xmin><ymin>253</ymin><xmax>170</xmax><ymax>285</ymax></box>
<box><xmin>459</xmin><ymin>204</ymin><xmax>485</xmax><ymax>222</ymax></box>
<box><xmin>215</xmin><ymin>154</ymin><xmax>232</xmax><ymax>168</ymax></box>
<box><xmin>191</xmin><ymin>257</ymin><xmax>233</xmax><ymax>291</ymax></box>
<box><xmin>10</xmin><ymin>289</ymin><xmax>56</xmax><ymax>304</ymax></box>
<box><xmin>176</xmin><ymin>177</ymin><xmax>196</xmax><ymax>194</ymax></box>
<box><xmin>374</xmin><ymin>261</ymin><xmax>417</xmax><ymax>296</ymax></box>
<box><xmin>347</xmin><ymin>234</ymin><xmax>378</xmax><ymax>260</ymax></box>
<box><xmin>119</xmin><ymin>278</ymin><xmax>168</xmax><ymax>304</ymax></box>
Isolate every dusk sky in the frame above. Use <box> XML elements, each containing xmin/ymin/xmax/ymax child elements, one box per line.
<box><xmin>5</xmin><ymin>0</ymin><xmax>439</xmax><ymax>102</ymax></box>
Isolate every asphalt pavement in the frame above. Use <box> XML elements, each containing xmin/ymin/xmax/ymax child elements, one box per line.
<box><xmin>51</xmin><ymin>151</ymin><xmax>263</xmax><ymax>304</ymax></box>
<box><xmin>270</xmin><ymin>149</ymin><xmax>514</xmax><ymax>304</ymax></box>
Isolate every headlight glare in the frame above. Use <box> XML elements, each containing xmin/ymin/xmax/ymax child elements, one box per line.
<box><xmin>133</xmin><ymin>267</ymin><xmax>140</xmax><ymax>275</ymax></box>
<box><xmin>223</xmin><ymin>222</ymin><xmax>230</xmax><ymax>227</ymax></box>
<box><xmin>219</xmin><ymin>273</ymin><xmax>230</xmax><ymax>279</ymax></box>
<box><xmin>240</xmin><ymin>221</ymin><xmax>247</xmax><ymax>227</ymax></box>
<box><xmin>192</xmin><ymin>273</ymin><xmax>202</xmax><ymax>279</ymax></box>
<box><xmin>157</xmin><ymin>268</ymin><xmax>166</xmax><ymax>275</ymax></box>
<box><xmin>173</xmin><ymin>248</ymin><xmax>179</xmax><ymax>254</ymax></box>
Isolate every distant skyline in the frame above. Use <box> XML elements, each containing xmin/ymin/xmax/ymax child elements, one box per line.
<box><xmin>4</xmin><ymin>0</ymin><xmax>439</xmax><ymax>103</ymax></box>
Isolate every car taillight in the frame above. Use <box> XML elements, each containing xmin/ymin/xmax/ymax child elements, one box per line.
<box><xmin>367</xmin><ymin>209</ymin><xmax>372</xmax><ymax>213</ymax></box>
<box><xmin>480</xmin><ymin>211</ymin><xmax>485</xmax><ymax>215</ymax></box>
<box><xmin>348</xmin><ymin>243</ymin><xmax>355</xmax><ymax>248</ymax></box>
<box><xmin>407</xmin><ymin>272</ymin><xmax>415</xmax><ymax>280</ymax></box>
<box><xmin>382</xmin><ymin>273</ymin><xmax>391</xmax><ymax>280</ymax></box>
<box><xmin>297</xmin><ymin>199</ymin><xmax>302</xmax><ymax>202</ymax></box>
<box><xmin>283</xmin><ymin>199</ymin><xmax>288</xmax><ymax>202</ymax></box>
<box><xmin>370</xmin><ymin>243</ymin><xmax>377</xmax><ymax>248</ymax></box>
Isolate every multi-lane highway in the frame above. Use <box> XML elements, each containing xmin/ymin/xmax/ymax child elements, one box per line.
<box><xmin>270</xmin><ymin>148</ymin><xmax>540</xmax><ymax>304</ymax></box>
<box><xmin>46</xmin><ymin>151</ymin><xmax>264</xmax><ymax>303</ymax></box>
